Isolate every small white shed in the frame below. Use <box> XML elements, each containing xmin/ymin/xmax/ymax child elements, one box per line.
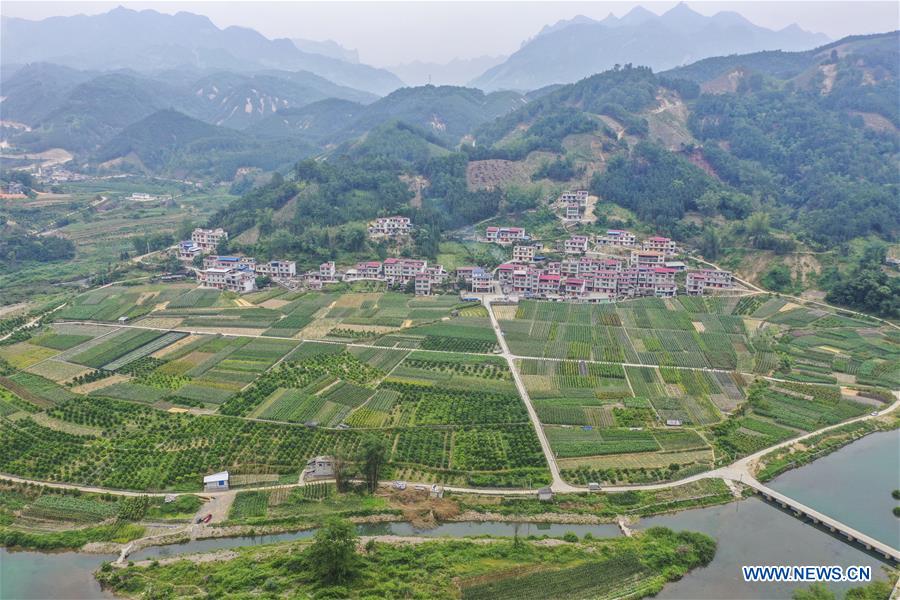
<box><xmin>203</xmin><ymin>471</ymin><xmax>229</xmax><ymax>491</ymax></box>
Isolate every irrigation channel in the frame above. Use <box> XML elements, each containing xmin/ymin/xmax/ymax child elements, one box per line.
<box><xmin>2</xmin><ymin>430</ymin><xmax>897</xmax><ymax>599</ymax></box>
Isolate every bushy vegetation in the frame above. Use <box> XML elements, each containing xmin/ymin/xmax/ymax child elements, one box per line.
<box><xmin>96</xmin><ymin>523</ymin><xmax>716</xmax><ymax>599</ymax></box>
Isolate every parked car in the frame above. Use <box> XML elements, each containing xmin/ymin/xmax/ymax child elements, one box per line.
<box><xmin>588</xmin><ymin>482</ymin><xmax>601</xmax><ymax>492</ymax></box>
<box><xmin>392</xmin><ymin>481</ymin><xmax>407</xmax><ymax>491</ymax></box>
<box><xmin>202</xmin><ymin>514</ymin><xmax>212</xmax><ymax>523</ymax></box>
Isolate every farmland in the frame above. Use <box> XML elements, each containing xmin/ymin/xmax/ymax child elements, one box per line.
<box><xmin>0</xmin><ymin>288</ymin><xmax>893</xmax><ymax>490</ymax></box>
<box><xmin>500</xmin><ymin>295</ymin><xmax>894</xmax><ymax>484</ymax></box>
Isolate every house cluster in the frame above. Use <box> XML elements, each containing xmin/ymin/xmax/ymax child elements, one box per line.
<box><xmin>196</xmin><ymin>254</ymin><xmax>298</xmax><ymax>293</ymax></box>
<box><xmin>341</xmin><ymin>257</ymin><xmax>448</xmax><ymax>295</ymax></box>
<box><xmin>367</xmin><ymin>216</ymin><xmax>412</xmax><ymax>238</ymax></box>
<box><xmin>594</xmin><ymin>230</ymin><xmax>679</xmax><ymax>257</ymax></box>
<box><xmin>559</xmin><ymin>190</ymin><xmax>589</xmax><ymax>221</ymax></box>
<box><xmin>298</xmin><ymin>258</ymin><xmax>448</xmax><ymax>296</ymax></box>
<box><xmin>491</xmin><ymin>255</ymin><xmax>679</xmax><ymax>300</ymax></box>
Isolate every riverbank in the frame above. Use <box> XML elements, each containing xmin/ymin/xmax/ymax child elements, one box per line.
<box><xmin>754</xmin><ymin>413</ymin><xmax>899</xmax><ymax>482</ymax></box>
<box><xmin>95</xmin><ymin>525</ymin><xmax>718</xmax><ymax>599</ymax></box>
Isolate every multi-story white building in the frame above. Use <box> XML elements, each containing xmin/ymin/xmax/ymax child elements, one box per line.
<box><xmin>596</xmin><ymin>229</ymin><xmax>637</xmax><ymax>248</ymax></box>
<box><xmin>564</xmin><ymin>235</ymin><xmax>590</xmax><ymax>255</ymax></box>
<box><xmin>564</xmin><ymin>201</ymin><xmax>581</xmax><ymax>220</ymax></box>
<box><xmin>485</xmin><ymin>226</ymin><xmax>527</xmax><ymax>244</ymax></box>
<box><xmin>197</xmin><ymin>267</ymin><xmax>256</xmax><ymax>293</ymax></box>
<box><xmin>686</xmin><ymin>269</ymin><xmax>734</xmax><ymax>295</ymax></box>
<box><xmin>191</xmin><ymin>228</ymin><xmax>228</xmax><ymax>252</ymax></box>
<box><xmin>353</xmin><ymin>261</ymin><xmax>385</xmax><ymax>280</ymax></box>
<box><xmin>319</xmin><ymin>261</ymin><xmax>337</xmax><ymax>281</ymax></box>
<box><xmin>414</xmin><ymin>275</ymin><xmax>433</xmax><ymax>296</ymax></box>
<box><xmin>368</xmin><ymin>216</ymin><xmax>412</xmax><ymax>237</ymax></box>
<box><xmin>642</xmin><ymin>236</ymin><xmax>677</xmax><ymax>256</ymax></box>
<box><xmin>256</xmin><ymin>260</ymin><xmax>297</xmax><ymax>279</ymax></box>
<box><xmin>630</xmin><ymin>250</ymin><xmax>666</xmax><ymax>268</ymax></box>
<box><xmin>560</xmin><ymin>190</ymin><xmax>589</xmax><ymax>204</ymax></box>
<box><xmin>383</xmin><ymin>258</ymin><xmax>427</xmax><ymax>284</ymax></box>
<box><xmin>512</xmin><ymin>244</ymin><xmax>536</xmax><ymax>263</ymax></box>
<box><xmin>469</xmin><ymin>268</ymin><xmax>495</xmax><ymax>293</ymax></box>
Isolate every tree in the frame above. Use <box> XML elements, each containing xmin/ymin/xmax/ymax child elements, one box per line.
<box><xmin>745</xmin><ymin>212</ymin><xmax>771</xmax><ymax>247</ymax></box>
<box><xmin>356</xmin><ymin>435</ymin><xmax>388</xmax><ymax>493</ymax></box>
<box><xmin>792</xmin><ymin>583</ymin><xmax>835</xmax><ymax>600</ymax></box>
<box><xmin>176</xmin><ymin>220</ymin><xmax>195</xmax><ymax>241</ymax></box>
<box><xmin>699</xmin><ymin>227</ymin><xmax>721</xmax><ymax>260</ymax></box>
<box><xmin>305</xmin><ymin>517</ymin><xmax>358</xmax><ymax>584</ymax></box>
<box><xmin>761</xmin><ymin>264</ymin><xmax>793</xmax><ymax>292</ymax></box>
<box><xmin>332</xmin><ymin>447</ymin><xmax>351</xmax><ymax>493</ymax></box>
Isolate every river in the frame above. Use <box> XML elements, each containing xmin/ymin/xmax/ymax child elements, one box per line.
<box><xmin>2</xmin><ymin>431</ymin><xmax>897</xmax><ymax>599</ymax></box>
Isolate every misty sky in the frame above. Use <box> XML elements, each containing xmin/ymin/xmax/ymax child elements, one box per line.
<box><xmin>4</xmin><ymin>1</ymin><xmax>898</xmax><ymax>66</ymax></box>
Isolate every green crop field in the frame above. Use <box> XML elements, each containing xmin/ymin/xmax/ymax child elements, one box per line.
<box><xmin>0</xmin><ymin>287</ymin><xmax>887</xmax><ymax>490</ymax></box>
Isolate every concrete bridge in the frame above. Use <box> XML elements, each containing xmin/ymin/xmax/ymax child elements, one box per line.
<box><xmin>737</xmin><ymin>476</ymin><xmax>899</xmax><ymax>563</ymax></box>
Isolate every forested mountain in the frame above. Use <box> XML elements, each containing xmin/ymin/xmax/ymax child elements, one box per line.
<box><xmin>186</xmin><ymin>71</ymin><xmax>376</xmax><ymax>129</ymax></box>
<box><xmin>471</xmin><ymin>2</ymin><xmax>828</xmax><ymax>91</ymax></box>
<box><xmin>94</xmin><ymin>109</ymin><xmax>316</xmax><ymax>179</ymax></box>
<box><xmin>251</xmin><ymin>99</ymin><xmax>367</xmax><ymax>145</ymax></box>
<box><xmin>0</xmin><ymin>7</ymin><xmax>403</xmax><ymax>95</ymax></box>
<box><xmin>463</xmin><ymin>32</ymin><xmax>898</xmax><ymax>247</ymax></box>
<box><xmin>0</xmin><ymin>63</ymin><xmax>98</xmax><ymax>125</ymax></box>
<box><xmin>251</xmin><ymin>86</ymin><xmax>527</xmax><ymax>148</ymax></box>
<box><xmin>335</xmin><ymin>86</ymin><xmax>526</xmax><ymax>144</ymax></box>
<box><xmin>10</xmin><ymin>72</ymin><xmax>191</xmax><ymax>153</ymax></box>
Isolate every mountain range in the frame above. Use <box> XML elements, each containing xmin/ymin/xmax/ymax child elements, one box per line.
<box><xmin>0</xmin><ymin>7</ymin><xmax>402</xmax><ymax>95</ymax></box>
<box><xmin>470</xmin><ymin>2</ymin><xmax>830</xmax><ymax>90</ymax></box>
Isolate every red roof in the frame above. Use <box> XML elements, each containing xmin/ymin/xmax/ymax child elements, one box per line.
<box><xmin>648</xmin><ymin>236</ymin><xmax>671</xmax><ymax>242</ymax></box>
<box><xmin>539</xmin><ymin>274</ymin><xmax>561</xmax><ymax>282</ymax></box>
<box><xmin>653</xmin><ymin>268</ymin><xmax>676</xmax><ymax>274</ymax></box>
<box><xmin>497</xmin><ymin>263</ymin><xmax>516</xmax><ymax>270</ymax></box>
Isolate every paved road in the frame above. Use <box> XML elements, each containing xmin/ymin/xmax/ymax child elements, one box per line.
<box><xmin>482</xmin><ymin>296</ymin><xmax>576</xmax><ymax>493</ymax></box>
<box><xmin>0</xmin><ymin>303</ymin><xmax>66</xmax><ymax>343</ymax></box>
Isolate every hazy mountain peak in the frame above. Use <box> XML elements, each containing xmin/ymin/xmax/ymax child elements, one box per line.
<box><xmin>619</xmin><ymin>5</ymin><xmax>658</xmax><ymax>26</ymax></box>
<box><xmin>0</xmin><ymin>7</ymin><xmax>403</xmax><ymax>95</ymax></box>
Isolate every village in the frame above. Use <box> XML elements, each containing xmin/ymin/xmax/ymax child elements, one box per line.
<box><xmin>179</xmin><ymin>199</ymin><xmax>738</xmax><ymax>301</ymax></box>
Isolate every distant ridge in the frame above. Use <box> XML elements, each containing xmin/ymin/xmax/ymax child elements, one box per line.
<box><xmin>471</xmin><ymin>2</ymin><xmax>829</xmax><ymax>90</ymax></box>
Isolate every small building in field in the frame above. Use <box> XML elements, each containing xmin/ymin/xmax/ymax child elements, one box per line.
<box><xmin>304</xmin><ymin>456</ymin><xmax>335</xmax><ymax>480</ymax></box>
<box><xmin>203</xmin><ymin>471</ymin><xmax>229</xmax><ymax>491</ymax></box>
<box><xmin>665</xmin><ymin>419</ymin><xmax>683</xmax><ymax>427</ymax></box>
<box><xmin>537</xmin><ymin>487</ymin><xmax>554</xmax><ymax>502</ymax></box>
